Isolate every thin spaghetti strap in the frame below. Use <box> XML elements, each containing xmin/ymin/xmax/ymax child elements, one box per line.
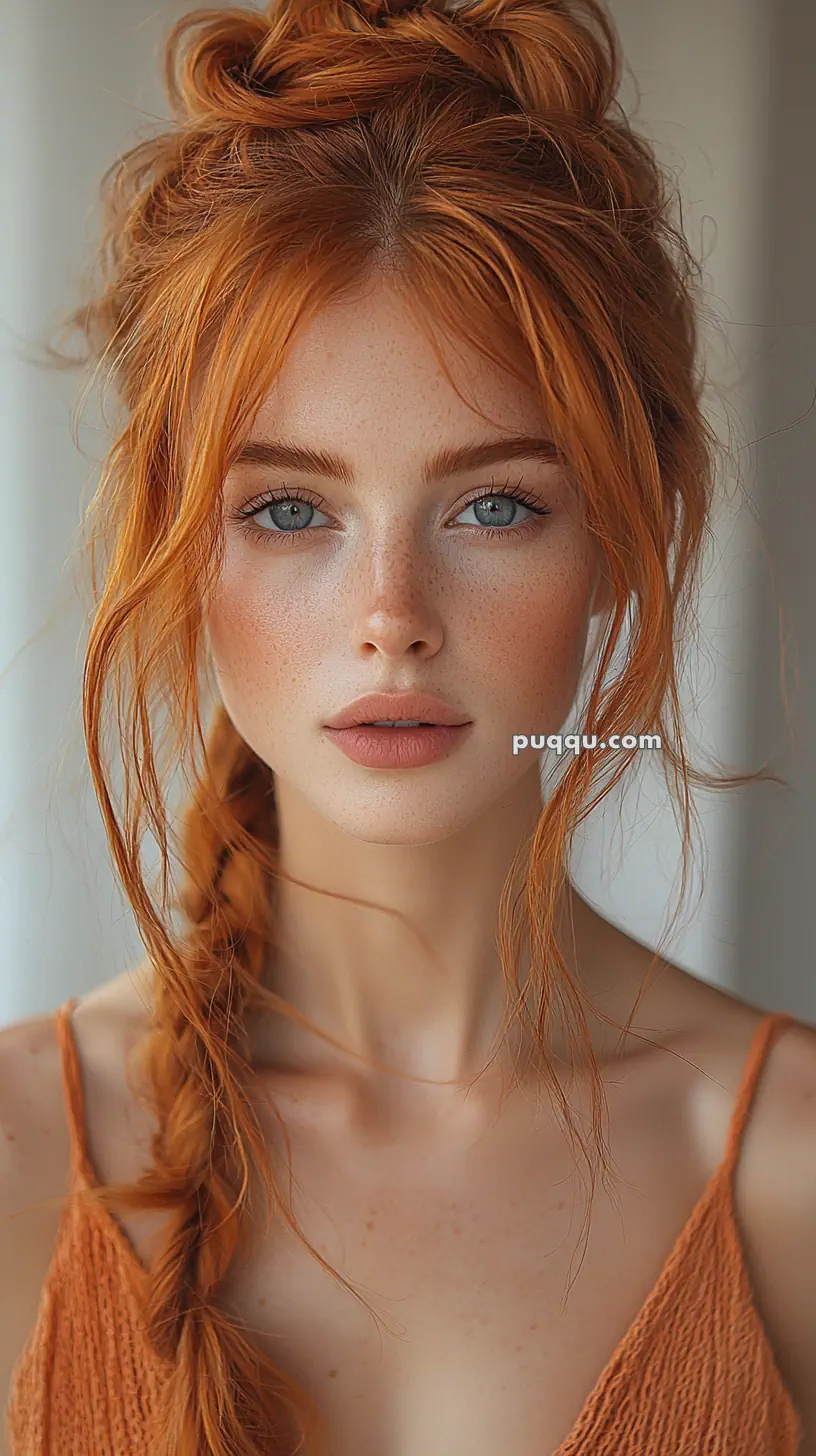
<box><xmin>720</xmin><ymin>1010</ymin><xmax>800</xmax><ymax>1183</ymax></box>
<box><xmin>53</xmin><ymin>996</ymin><xmax>98</xmax><ymax>1190</ymax></box>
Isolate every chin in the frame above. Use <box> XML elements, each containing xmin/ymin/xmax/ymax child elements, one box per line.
<box><xmin>304</xmin><ymin>784</ymin><xmax>498</xmax><ymax>847</ymax></box>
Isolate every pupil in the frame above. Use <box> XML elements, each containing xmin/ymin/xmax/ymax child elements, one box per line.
<box><xmin>272</xmin><ymin>500</ymin><xmax>311</xmax><ymax>530</ymax></box>
<box><xmin>475</xmin><ymin>496</ymin><xmax>514</xmax><ymax>527</ymax></box>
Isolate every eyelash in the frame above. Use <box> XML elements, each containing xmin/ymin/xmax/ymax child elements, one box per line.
<box><xmin>228</xmin><ymin>475</ymin><xmax>552</xmax><ymax>547</ymax></box>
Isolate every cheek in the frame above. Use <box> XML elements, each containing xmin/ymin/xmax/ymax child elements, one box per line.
<box><xmin>459</xmin><ymin>548</ymin><xmax>597</xmax><ymax>717</ymax></box>
<box><xmin>203</xmin><ymin>554</ymin><xmax>337</xmax><ymax>729</ymax></box>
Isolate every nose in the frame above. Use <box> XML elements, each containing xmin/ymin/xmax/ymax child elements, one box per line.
<box><xmin>348</xmin><ymin>539</ymin><xmax>444</xmax><ymax>661</ymax></box>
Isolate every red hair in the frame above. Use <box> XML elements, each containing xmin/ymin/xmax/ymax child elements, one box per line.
<box><xmin>38</xmin><ymin>0</ymin><xmax>775</xmax><ymax>1449</ymax></box>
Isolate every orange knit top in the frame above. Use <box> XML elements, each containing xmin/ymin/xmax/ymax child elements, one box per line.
<box><xmin>5</xmin><ymin>999</ymin><xmax>806</xmax><ymax>1455</ymax></box>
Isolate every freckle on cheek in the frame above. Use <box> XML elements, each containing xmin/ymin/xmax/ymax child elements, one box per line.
<box><xmin>509</xmin><ymin>584</ymin><xmax>591</xmax><ymax>689</ymax></box>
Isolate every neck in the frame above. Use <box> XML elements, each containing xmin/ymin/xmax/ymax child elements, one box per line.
<box><xmin>244</xmin><ymin>770</ymin><xmax>644</xmax><ymax>1097</ymax></box>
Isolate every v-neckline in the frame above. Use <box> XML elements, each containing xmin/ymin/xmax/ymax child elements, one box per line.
<box><xmin>59</xmin><ymin>1002</ymin><xmax>801</xmax><ymax>1454</ymax></box>
<box><xmin>72</xmin><ymin>1137</ymin><xmax>736</xmax><ymax>1450</ymax></box>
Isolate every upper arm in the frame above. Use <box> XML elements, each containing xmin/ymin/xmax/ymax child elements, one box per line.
<box><xmin>739</xmin><ymin>1019</ymin><xmax>816</xmax><ymax>1456</ymax></box>
<box><xmin>0</xmin><ymin>1014</ymin><xmax>71</xmax><ymax>1453</ymax></box>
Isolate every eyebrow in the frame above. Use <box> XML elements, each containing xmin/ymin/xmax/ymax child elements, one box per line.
<box><xmin>229</xmin><ymin>434</ymin><xmax>561</xmax><ymax>487</ymax></box>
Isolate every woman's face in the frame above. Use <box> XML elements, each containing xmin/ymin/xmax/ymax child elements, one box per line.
<box><xmin>205</xmin><ymin>274</ymin><xmax>608</xmax><ymax>846</ymax></box>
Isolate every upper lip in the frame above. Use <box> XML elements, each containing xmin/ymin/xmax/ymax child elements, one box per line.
<box><xmin>325</xmin><ymin>691</ymin><xmax>471</xmax><ymax>729</ymax></box>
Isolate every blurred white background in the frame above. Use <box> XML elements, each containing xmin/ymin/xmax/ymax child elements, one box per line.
<box><xmin>1</xmin><ymin>0</ymin><xmax>814</xmax><ymax>1025</ymax></box>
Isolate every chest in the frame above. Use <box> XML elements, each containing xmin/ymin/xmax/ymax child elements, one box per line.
<box><xmin>200</xmin><ymin>1067</ymin><xmax>723</xmax><ymax>1456</ymax></box>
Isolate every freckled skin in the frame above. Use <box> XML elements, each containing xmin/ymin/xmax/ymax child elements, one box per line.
<box><xmin>203</xmin><ymin>272</ymin><xmax>611</xmax><ymax>1088</ymax></box>
<box><xmin>206</xmin><ymin>279</ymin><xmax>606</xmax><ymax>847</ymax></box>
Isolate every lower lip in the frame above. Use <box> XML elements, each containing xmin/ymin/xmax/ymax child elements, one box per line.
<box><xmin>324</xmin><ymin>723</ymin><xmax>473</xmax><ymax>769</ymax></box>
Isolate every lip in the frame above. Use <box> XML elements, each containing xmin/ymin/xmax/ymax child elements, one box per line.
<box><xmin>324</xmin><ymin>722</ymin><xmax>472</xmax><ymax>770</ymax></box>
<box><xmin>324</xmin><ymin>691</ymin><xmax>471</xmax><ymax>730</ymax></box>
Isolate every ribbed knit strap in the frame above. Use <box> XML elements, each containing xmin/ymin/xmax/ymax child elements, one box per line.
<box><xmin>53</xmin><ymin>997</ymin><xmax>98</xmax><ymax>1190</ymax></box>
<box><xmin>720</xmin><ymin>1011</ymin><xmax>800</xmax><ymax>1183</ymax></box>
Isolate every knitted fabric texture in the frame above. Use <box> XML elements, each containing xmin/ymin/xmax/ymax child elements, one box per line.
<box><xmin>5</xmin><ymin>1002</ymin><xmax>805</xmax><ymax>1454</ymax></box>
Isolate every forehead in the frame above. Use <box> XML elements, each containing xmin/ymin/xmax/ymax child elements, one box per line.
<box><xmin>243</xmin><ymin>282</ymin><xmax>548</xmax><ymax>449</ymax></box>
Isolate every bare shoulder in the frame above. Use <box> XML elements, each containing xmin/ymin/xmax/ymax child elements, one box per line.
<box><xmin>658</xmin><ymin>964</ymin><xmax>816</xmax><ymax>1448</ymax></box>
<box><xmin>0</xmin><ymin>1008</ymin><xmax>72</xmax><ymax>1224</ymax></box>
<box><xmin>732</xmin><ymin>1001</ymin><xmax>816</xmax><ymax>1451</ymax></box>
<box><xmin>643</xmin><ymin>952</ymin><xmax>816</xmax><ymax>1442</ymax></box>
<box><xmin>654</xmin><ymin>960</ymin><xmax>816</xmax><ymax>1131</ymax></box>
<box><xmin>0</xmin><ymin>965</ymin><xmax>154</xmax><ymax>1431</ymax></box>
<box><xmin>602</xmin><ymin>920</ymin><xmax>816</xmax><ymax>1442</ymax></box>
<box><xmin>0</xmin><ymin>1008</ymin><xmax>73</xmax><ymax>1425</ymax></box>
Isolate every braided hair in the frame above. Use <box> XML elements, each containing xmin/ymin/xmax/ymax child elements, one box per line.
<box><xmin>40</xmin><ymin>0</ymin><xmax>765</xmax><ymax>1449</ymax></box>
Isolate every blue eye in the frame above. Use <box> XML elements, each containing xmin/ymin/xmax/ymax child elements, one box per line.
<box><xmin>458</xmin><ymin>493</ymin><xmax>539</xmax><ymax>530</ymax></box>
<box><xmin>249</xmin><ymin>494</ymin><xmax>327</xmax><ymax>534</ymax></box>
<box><xmin>229</xmin><ymin>477</ymin><xmax>552</xmax><ymax>546</ymax></box>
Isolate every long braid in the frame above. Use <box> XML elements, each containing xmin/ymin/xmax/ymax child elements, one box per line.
<box><xmin>133</xmin><ymin>705</ymin><xmax>320</xmax><ymax>1453</ymax></box>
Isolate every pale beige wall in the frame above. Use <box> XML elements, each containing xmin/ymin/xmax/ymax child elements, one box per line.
<box><xmin>573</xmin><ymin>0</ymin><xmax>816</xmax><ymax>1021</ymax></box>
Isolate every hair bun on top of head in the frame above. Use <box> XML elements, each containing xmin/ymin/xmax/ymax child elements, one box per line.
<box><xmin>164</xmin><ymin>0</ymin><xmax>618</xmax><ymax>133</ymax></box>
<box><xmin>163</xmin><ymin>0</ymin><xmax>457</xmax><ymax>123</ymax></box>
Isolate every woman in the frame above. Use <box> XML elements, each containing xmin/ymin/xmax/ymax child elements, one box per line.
<box><xmin>1</xmin><ymin>0</ymin><xmax>814</xmax><ymax>1452</ymax></box>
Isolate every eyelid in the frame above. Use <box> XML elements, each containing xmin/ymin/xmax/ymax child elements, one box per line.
<box><xmin>232</xmin><ymin>483</ymin><xmax>328</xmax><ymax>516</ymax></box>
<box><xmin>230</xmin><ymin>475</ymin><xmax>552</xmax><ymax>521</ymax></box>
<box><xmin>225</xmin><ymin>474</ymin><xmax>557</xmax><ymax>553</ymax></box>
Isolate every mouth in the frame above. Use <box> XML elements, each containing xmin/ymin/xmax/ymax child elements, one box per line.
<box><xmin>324</xmin><ymin>692</ymin><xmax>471</xmax><ymax>731</ymax></box>
<box><xmin>324</xmin><ymin>718</ymin><xmax>473</xmax><ymax>768</ymax></box>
